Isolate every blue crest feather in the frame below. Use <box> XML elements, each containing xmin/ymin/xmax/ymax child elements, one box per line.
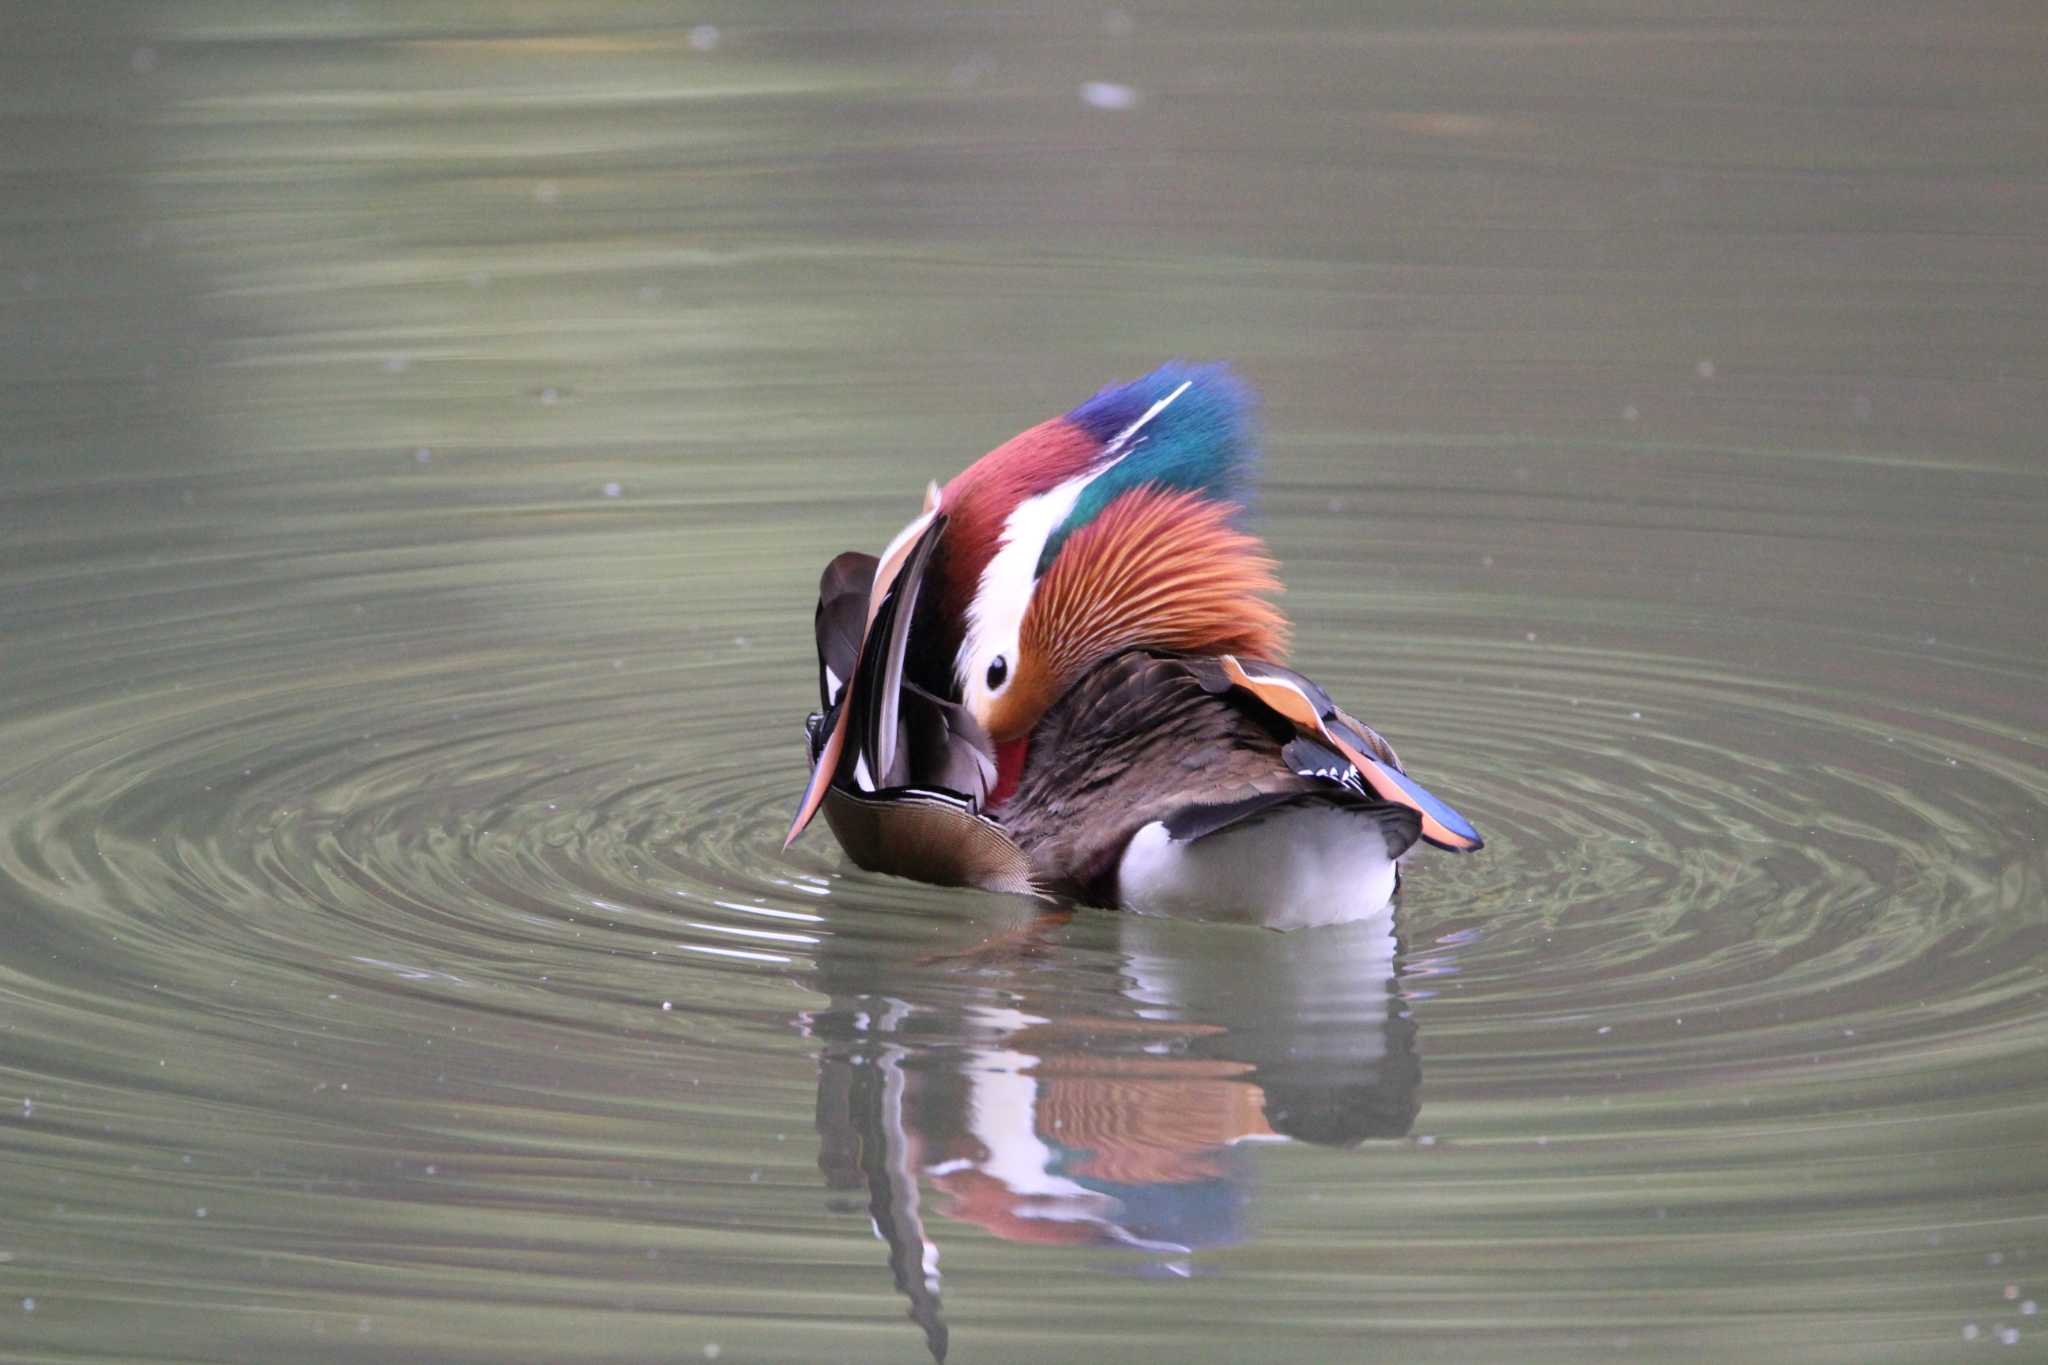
<box><xmin>1037</xmin><ymin>361</ymin><xmax>1258</xmax><ymax>575</ymax></box>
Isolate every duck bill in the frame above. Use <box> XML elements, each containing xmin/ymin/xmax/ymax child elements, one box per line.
<box><xmin>784</xmin><ymin>506</ymin><xmax>947</xmax><ymax>848</ymax></box>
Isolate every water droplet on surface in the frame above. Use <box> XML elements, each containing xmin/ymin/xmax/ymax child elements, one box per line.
<box><xmin>1080</xmin><ymin>81</ymin><xmax>1139</xmax><ymax>110</ymax></box>
<box><xmin>689</xmin><ymin>25</ymin><xmax>720</xmax><ymax>52</ymax></box>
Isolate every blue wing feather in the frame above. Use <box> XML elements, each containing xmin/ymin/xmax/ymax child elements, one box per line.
<box><xmin>1353</xmin><ymin>753</ymin><xmax>1485</xmax><ymax>851</ymax></box>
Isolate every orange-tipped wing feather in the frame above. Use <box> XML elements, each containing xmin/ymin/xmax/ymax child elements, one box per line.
<box><xmin>1219</xmin><ymin>655</ymin><xmax>1483</xmax><ymax>852</ymax></box>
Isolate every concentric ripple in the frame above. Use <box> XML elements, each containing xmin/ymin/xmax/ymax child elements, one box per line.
<box><xmin>2</xmin><ymin>446</ymin><xmax>2044</xmax><ymax>1361</ymax></box>
<box><xmin>1329</xmin><ymin>632</ymin><xmax>2044</xmax><ymax>1094</ymax></box>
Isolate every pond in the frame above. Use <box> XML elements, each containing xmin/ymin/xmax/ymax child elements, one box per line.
<box><xmin>3</xmin><ymin>4</ymin><xmax>2044</xmax><ymax>1361</ymax></box>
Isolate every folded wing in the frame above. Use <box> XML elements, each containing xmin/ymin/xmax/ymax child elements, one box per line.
<box><xmin>1000</xmin><ymin>651</ymin><xmax>1429</xmax><ymax>904</ymax></box>
<box><xmin>1206</xmin><ymin>655</ymin><xmax>1483</xmax><ymax>852</ymax></box>
<box><xmin>794</xmin><ymin>532</ymin><xmax>1033</xmax><ymax>894</ymax></box>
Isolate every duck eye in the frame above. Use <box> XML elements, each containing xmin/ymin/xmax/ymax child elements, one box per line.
<box><xmin>985</xmin><ymin>655</ymin><xmax>1009</xmax><ymax>691</ymax></box>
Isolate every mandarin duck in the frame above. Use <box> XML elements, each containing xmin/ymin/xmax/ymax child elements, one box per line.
<box><xmin>786</xmin><ymin>363</ymin><xmax>1481</xmax><ymax>927</ymax></box>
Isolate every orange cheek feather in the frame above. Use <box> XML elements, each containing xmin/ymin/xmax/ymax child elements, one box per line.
<box><xmin>984</xmin><ymin>657</ymin><xmax>1059</xmax><ymax>743</ymax></box>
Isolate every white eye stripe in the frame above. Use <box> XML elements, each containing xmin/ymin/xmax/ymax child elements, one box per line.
<box><xmin>956</xmin><ymin>468</ymin><xmax>1093</xmax><ymax>699</ymax></box>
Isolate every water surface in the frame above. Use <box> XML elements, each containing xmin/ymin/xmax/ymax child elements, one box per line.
<box><xmin>3</xmin><ymin>4</ymin><xmax>2045</xmax><ymax>1361</ymax></box>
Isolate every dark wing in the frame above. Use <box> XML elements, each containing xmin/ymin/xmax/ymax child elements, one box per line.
<box><xmin>796</xmin><ymin>536</ymin><xmax>1032</xmax><ymax>895</ymax></box>
<box><xmin>894</xmin><ymin>681</ymin><xmax>999</xmax><ymax>800</ymax></box>
<box><xmin>788</xmin><ymin>512</ymin><xmax>944</xmax><ymax>844</ymax></box>
<box><xmin>851</xmin><ymin>514</ymin><xmax>941</xmax><ymax>789</ymax></box>
<box><xmin>1000</xmin><ymin>651</ymin><xmax>1424</xmax><ymax>904</ymax></box>
<box><xmin>815</xmin><ymin>551</ymin><xmax>876</xmax><ymax>711</ymax></box>
<box><xmin>811</xmin><ymin>548</ymin><xmax>998</xmax><ymax>798</ymax></box>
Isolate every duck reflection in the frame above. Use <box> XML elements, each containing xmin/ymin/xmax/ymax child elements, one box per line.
<box><xmin>804</xmin><ymin>910</ymin><xmax>1424</xmax><ymax>1360</ymax></box>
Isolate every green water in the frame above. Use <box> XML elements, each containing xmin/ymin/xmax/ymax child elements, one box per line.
<box><xmin>3</xmin><ymin>3</ymin><xmax>2045</xmax><ymax>1361</ymax></box>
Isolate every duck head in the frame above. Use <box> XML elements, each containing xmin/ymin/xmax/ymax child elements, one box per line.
<box><xmin>931</xmin><ymin>363</ymin><xmax>1290</xmax><ymax>745</ymax></box>
<box><xmin>786</xmin><ymin>363</ymin><xmax>1290</xmax><ymax>849</ymax></box>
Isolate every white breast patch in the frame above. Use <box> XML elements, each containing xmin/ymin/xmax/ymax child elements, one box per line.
<box><xmin>1115</xmin><ymin>805</ymin><xmax>1400</xmax><ymax>930</ymax></box>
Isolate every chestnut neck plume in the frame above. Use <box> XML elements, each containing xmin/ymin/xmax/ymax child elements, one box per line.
<box><xmin>988</xmin><ymin>485</ymin><xmax>1288</xmax><ymax>742</ymax></box>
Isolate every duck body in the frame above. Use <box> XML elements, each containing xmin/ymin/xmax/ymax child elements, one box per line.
<box><xmin>789</xmin><ymin>364</ymin><xmax>1481</xmax><ymax>926</ymax></box>
<box><xmin>1000</xmin><ymin>650</ymin><xmax>1421</xmax><ymax>928</ymax></box>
